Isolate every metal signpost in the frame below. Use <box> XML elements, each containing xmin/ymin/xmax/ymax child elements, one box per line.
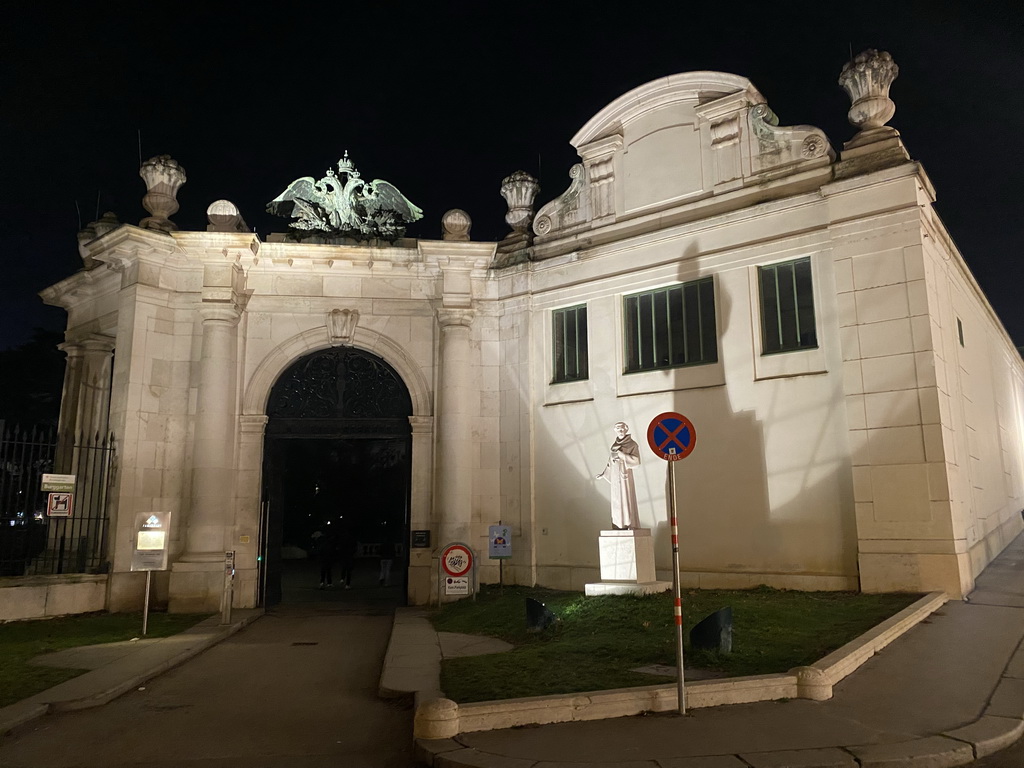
<box><xmin>440</xmin><ymin>542</ymin><xmax>475</xmax><ymax>599</ymax></box>
<box><xmin>222</xmin><ymin>551</ymin><xmax>235</xmax><ymax>625</ymax></box>
<box><xmin>647</xmin><ymin>411</ymin><xmax>697</xmax><ymax>715</ymax></box>
<box><xmin>130</xmin><ymin>511</ymin><xmax>172</xmax><ymax>636</ymax></box>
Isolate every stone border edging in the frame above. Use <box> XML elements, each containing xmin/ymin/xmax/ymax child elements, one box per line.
<box><xmin>413</xmin><ymin>591</ymin><xmax>948</xmax><ymax>739</ymax></box>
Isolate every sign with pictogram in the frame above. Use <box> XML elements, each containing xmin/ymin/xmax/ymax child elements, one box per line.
<box><xmin>488</xmin><ymin>525</ymin><xmax>512</xmax><ymax>559</ymax></box>
<box><xmin>445</xmin><ymin>576</ymin><xmax>470</xmax><ymax>595</ymax></box>
<box><xmin>440</xmin><ymin>543</ymin><xmax>473</xmax><ymax>577</ymax></box>
<box><xmin>46</xmin><ymin>492</ymin><xmax>74</xmax><ymax>517</ymax></box>
<box><xmin>647</xmin><ymin>412</ymin><xmax>697</xmax><ymax>461</ymax></box>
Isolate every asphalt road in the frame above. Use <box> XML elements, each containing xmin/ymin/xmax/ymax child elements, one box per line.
<box><xmin>0</xmin><ymin>580</ymin><xmax>414</xmax><ymax>768</ymax></box>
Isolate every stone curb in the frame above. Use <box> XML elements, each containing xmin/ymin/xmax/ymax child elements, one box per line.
<box><xmin>406</xmin><ymin>589</ymin><xmax>1024</xmax><ymax>767</ymax></box>
<box><xmin>0</xmin><ymin>610</ymin><xmax>263</xmax><ymax>737</ymax></box>
<box><xmin>412</xmin><ymin>592</ymin><xmax>948</xmax><ymax>738</ymax></box>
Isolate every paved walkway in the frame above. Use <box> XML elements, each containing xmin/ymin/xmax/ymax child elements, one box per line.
<box><xmin>400</xmin><ymin>533</ymin><xmax>1024</xmax><ymax>767</ymax></box>
<box><xmin>3</xmin><ymin>534</ymin><xmax>1024</xmax><ymax>767</ymax></box>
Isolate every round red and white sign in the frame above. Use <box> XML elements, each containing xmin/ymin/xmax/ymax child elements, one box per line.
<box><xmin>441</xmin><ymin>543</ymin><xmax>473</xmax><ymax>577</ymax></box>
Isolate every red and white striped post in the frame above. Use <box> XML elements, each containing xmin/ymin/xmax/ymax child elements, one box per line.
<box><xmin>668</xmin><ymin>461</ymin><xmax>685</xmax><ymax>714</ymax></box>
<box><xmin>646</xmin><ymin>412</ymin><xmax>697</xmax><ymax>716</ymax></box>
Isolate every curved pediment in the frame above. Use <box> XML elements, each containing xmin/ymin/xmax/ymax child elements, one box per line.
<box><xmin>533</xmin><ymin>71</ymin><xmax>835</xmax><ymax>246</ymax></box>
<box><xmin>571</xmin><ymin>72</ymin><xmax>763</xmax><ymax>149</ymax></box>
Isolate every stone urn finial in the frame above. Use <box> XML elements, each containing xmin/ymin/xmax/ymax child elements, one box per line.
<box><xmin>839</xmin><ymin>49</ymin><xmax>899</xmax><ymax>132</ymax></box>
<box><xmin>139</xmin><ymin>155</ymin><xmax>187</xmax><ymax>232</ymax></box>
<box><xmin>500</xmin><ymin>171</ymin><xmax>540</xmax><ymax>235</ymax></box>
<box><xmin>441</xmin><ymin>209</ymin><xmax>472</xmax><ymax>241</ymax></box>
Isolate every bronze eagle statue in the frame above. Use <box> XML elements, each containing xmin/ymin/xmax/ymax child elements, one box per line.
<box><xmin>267</xmin><ymin>152</ymin><xmax>423</xmax><ymax>241</ymax></box>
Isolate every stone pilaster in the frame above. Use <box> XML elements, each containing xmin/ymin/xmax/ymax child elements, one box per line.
<box><xmin>408</xmin><ymin>414</ymin><xmax>435</xmax><ymax>605</ymax></box>
<box><xmin>55</xmin><ymin>335</ymin><xmax>115</xmax><ymax>468</ymax></box>
<box><xmin>185</xmin><ymin>303</ymin><xmax>241</xmax><ymax>560</ymax></box>
<box><xmin>435</xmin><ymin>308</ymin><xmax>475</xmax><ymax>550</ymax></box>
<box><xmin>55</xmin><ymin>342</ymin><xmax>86</xmax><ymax>469</ymax></box>
<box><xmin>169</xmin><ymin>301</ymin><xmax>240</xmax><ymax>613</ymax></box>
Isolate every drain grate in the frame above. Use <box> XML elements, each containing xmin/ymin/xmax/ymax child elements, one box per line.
<box><xmin>291</xmin><ymin>641</ymin><xmax>319</xmax><ymax>646</ymax></box>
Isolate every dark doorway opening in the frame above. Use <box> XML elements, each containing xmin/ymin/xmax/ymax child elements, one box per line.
<box><xmin>260</xmin><ymin>347</ymin><xmax>413</xmax><ymax>609</ymax></box>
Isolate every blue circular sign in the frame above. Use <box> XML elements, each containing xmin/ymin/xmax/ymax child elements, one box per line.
<box><xmin>647</xmin><ymin>412</ymin><xmax>696</xmax><ymax>461</ymax></box>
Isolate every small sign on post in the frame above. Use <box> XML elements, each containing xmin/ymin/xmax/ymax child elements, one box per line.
<box><xmin>646</xmin><ymin>411</ymin><xmax>698</xmax><ymax>715</ymax></box>
<box><xmin>488</xmin><ymin>525</ymin><xmax>512</xmax><ymax>559</ymax></box>
<box><xmin>130</xmin><ymin>511</ymin><xmax>172</xmax><ymax>637</ymax></box>
<box><xmin>440</xmin><ymin>542</ymin><xmax>475</xmax><ymax>598</ymax></box>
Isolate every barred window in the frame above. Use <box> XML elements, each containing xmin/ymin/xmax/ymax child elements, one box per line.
<box><xmin>623</xmin><ymin>278</ymin><xmax>718</xmax><ymax>373</ymax></box>
<box><xmin>759</xmin><ymin>258</ymin><xmax>817</xmax><ymax>354</ymax></box>
<box><xmin>552</xmin><ymin>304</ymin><xmax>589</xmax><ymax>383</ymax></box>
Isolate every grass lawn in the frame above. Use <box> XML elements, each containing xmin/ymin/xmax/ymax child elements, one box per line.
<box><xmin>431</xmin><ymin>586</ymin><xmax>920</xmax><ymax>703</ymax></box>
<box><xmin>0</xmin><ymin>612</ymin><xmax>211</xmax><ymax>708</ymax></box>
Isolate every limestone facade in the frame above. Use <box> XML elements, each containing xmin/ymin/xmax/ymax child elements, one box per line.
<box><xmin>42</xmin><ymin>58</ymin><xmax>1024</xmax><ymax>611</ymax></box>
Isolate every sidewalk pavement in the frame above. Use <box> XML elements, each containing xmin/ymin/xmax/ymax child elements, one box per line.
<box><xmin>383</xmin><ymin>531</ymin><xmax>1024</xmax><ymax>768</ymax></box>
<box><xmin>0</xmin><ymin>609</ymin><xmax>263</xmax><ymax>737</ymax></box>
<box><xmin>4</xmin><ymin>530</ymin><xmax>1024</xmax><ymax>768</ymax></box>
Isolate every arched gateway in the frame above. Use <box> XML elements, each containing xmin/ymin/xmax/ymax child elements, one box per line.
<box><xmin>261</xmin><ymin>347</ymin><xmax>412</xmax><ymax>605</ymax></box>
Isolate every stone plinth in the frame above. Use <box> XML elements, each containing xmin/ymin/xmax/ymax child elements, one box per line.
<box><xmin>585</xmin><ymin>529</ymin><xmax>671</xmax><ymax>596</ymax></box>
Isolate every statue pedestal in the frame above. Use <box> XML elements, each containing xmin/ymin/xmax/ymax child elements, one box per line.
<box><xmin>584</xmin><ymin>529</ymin><xmax>672</xmax><ymax>596</ymax></box>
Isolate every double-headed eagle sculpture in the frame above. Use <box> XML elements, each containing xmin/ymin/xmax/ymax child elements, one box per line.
<box><xmin>267</xmin><ymin>152</ymin><xmax>423</xmax><ymax>241</ymax></box>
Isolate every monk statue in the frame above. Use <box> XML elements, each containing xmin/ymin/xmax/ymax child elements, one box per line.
<box><xmin>595</xmin><ymin>422</ymin><xmax>642</xmax><ymax>530</ymax></box>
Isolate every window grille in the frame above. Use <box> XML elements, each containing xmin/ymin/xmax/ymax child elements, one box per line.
<box><xmin>552</xmin><ymin>304</ymin><xmax>589</xmax><ymax>383</ymax></box>
<box><xmin>759</xmin><ymin>257</ymin><xmax>818</xmax><ymax>354</ymax></box>
<box><xmin>623</xmin><ymin>278</ymin><xmax>717</xmax><ymax>373</ymax></box>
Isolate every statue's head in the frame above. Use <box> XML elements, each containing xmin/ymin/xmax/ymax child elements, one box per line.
<box><xmin>614</xmin><ymin>422</ymin><xmax>629</xmax><ymax>438</ymax></box>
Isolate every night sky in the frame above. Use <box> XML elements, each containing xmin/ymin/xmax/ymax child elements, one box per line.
<box><xmin>2</xmin><ymin>3</ymin><xmax>1021</xmax><ymax>350</ymax></box>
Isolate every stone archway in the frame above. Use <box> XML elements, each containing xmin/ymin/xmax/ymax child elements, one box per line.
<box><xmin>261</xmin><ymin>347</ymin><xmax>414</xmax><ymax>606</ymax></box>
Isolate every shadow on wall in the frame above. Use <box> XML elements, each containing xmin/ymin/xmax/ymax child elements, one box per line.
<box><xmin>527</xmin><ymin>240</ymin><xmax>858</xmax><ymax>591</ymax></box>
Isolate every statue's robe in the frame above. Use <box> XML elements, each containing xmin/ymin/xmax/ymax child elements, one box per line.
<box><xmin>597</xmin><ymin>435</ymin><xmax>641</xmax><ymax>529</ymax></box>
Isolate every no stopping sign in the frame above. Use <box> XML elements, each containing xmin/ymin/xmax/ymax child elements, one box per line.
<box><xmin>441</xmin><ymin>543</ymin><xmax>473</xmax><ymax>577</ymax></box>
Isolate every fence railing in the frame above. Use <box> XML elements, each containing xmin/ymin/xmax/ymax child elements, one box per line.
<box><xmin>0</xmin><ymin>421</ymin><xmax>115</xmax><ymax>577</ymax></box>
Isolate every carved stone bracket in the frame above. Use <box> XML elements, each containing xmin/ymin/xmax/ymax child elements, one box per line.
<box><xmin>327</xmin><ymin>308</ymin><xmax>360</xmax><ymax>347</ymax></box>
<box><xmin>749</xmin><ymin>103</ymin><xmax>834</xmax><ymax>175</ymax></box>
<box><xmin>533</xmin><ymin>164</ymin><xmax>588</xmax><ymax>239</ymax></box>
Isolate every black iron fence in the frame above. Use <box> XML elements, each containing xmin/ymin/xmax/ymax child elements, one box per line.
<box><xmin>0</xmin><ymin>421</ymin><xmax>115</xmax><ymax>577</ymax></box>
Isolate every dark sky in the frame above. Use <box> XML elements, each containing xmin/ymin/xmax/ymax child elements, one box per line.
<box><xmin>2</xmin><ymin>2</ymin><xmax>1021</xmax><ymax>350</ymax></box>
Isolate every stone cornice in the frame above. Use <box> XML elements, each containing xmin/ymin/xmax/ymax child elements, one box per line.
<box><xmin>172</xmin><ymin>230</ymin><xmax>261</xmax><ymax>261</ymax></box>
<box><xmin>39</xmin><ymin>263</ymin><xmax>121</xmax><ymax>309</ymax></box>
<box><xmin>530</xmin><ymin>162</ymin><xmax>836</xmax><ymax>262</ymax></box>
<box><xmin>417</xmin><ymin>240</ymin><xmax>497</xmax><ymax>271</ymax></box>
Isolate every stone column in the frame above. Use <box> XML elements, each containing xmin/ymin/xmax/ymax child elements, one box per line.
<box><xmin>435</xmin><ymin>309</ymin><xmax>474</xmax><ymax>549</ymax></box>
<box><xmin>184</xmin><ymin>304</ymin><xmax>240</xmax><ymax>560</ymax></box>
<box><xmin>55</xmin><ymin>342</ymin><xmax>86</xmax><ymax>469</ymax></box>
<box><xmin>55</xmin><ymin>335</ymin><xmax>114</xmax><ymax>466</ymax></box>
<box><xmin>78</xmin><ymin>336</ymin><xmax>115</xmax><ymax>442</ymax></box>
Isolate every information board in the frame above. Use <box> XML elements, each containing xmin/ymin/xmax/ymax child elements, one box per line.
<box><xmin>131</xmin><ymin>511</ymin><xmax>172</xmax><ymax>572</ymax></box>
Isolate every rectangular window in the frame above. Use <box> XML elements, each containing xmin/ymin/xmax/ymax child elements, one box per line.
<box><xmin>623</xmin><ymin>278</ymin><xmax>718</xmax><ymax>373</ymax></box>
<box><xmin>759</xmin><ymin>257</ymin><xmax>817</xmax><ymax>354</ymax></box>
<box><xmin>552</xmin><ymin>304</ymin><xmax>589</xmax><ymax>383</ymax></box>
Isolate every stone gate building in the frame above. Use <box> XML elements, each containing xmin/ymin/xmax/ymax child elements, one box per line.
<box><xmin>42</xmin><ymin>51</ymin><xmax>1024</xmax><ymax>613</ymax></box>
